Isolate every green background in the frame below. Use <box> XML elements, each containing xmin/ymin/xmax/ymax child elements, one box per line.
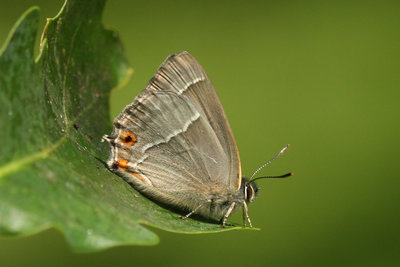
<box><xmin>1</xmin><ymin>0</ymin><xmax>399</xmax><ymax>266</ymax></box>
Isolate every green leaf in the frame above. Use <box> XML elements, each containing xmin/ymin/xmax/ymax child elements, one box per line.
<box><xmin>0</xmin><ymin>0</ymin><xmax>244</xmax><ymax>252</ymax></box>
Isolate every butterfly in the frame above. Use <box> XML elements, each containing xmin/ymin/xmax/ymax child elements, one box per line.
<box><xmin>102</xmin><ymin>51</ymin><xmax>291</xmax><ymax>227</ymax></box>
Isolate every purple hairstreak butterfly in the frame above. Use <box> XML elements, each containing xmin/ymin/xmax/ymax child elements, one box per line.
<box><xmin>103</xmin><ymin>51</ymin><xmax>292</xmax><ymax>227</ymax></box>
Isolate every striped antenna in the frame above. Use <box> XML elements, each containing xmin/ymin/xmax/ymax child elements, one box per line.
<box><xmin>248</xmin><ymin>144</ymin><xmax>291</xmax><ymax>181</ymax></box>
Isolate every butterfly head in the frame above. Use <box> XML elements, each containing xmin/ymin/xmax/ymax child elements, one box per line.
<box><xmin>242</xmin><ymin>178</ymin><xmax>259</xmax><ymax>203</ymax></box>
<box><xmin>242</xmin><ymin>171</ymin><xmax>293</xmax><ymax>203</ymax></box>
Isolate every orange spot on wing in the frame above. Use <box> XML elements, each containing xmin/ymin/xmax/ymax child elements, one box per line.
<box><xmin>117</xmin><ymin>158</ymin><xmax>128</xmax><ymax>168</ymax></box>
<box><xmin>120</xmin><ymin>132</ymin><xmax>136</xmax><ymax>146</ymax></box>
<box><xmin>117</xmin><ymin>158</ymin><xmax>145</xmax><ymax>182</ymax></box>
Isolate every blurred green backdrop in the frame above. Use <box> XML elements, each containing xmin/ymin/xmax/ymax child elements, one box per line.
<box><xmin>1</xmin><ymin>0</ymin><xmax>399</xmax><ymax>266</ymax></box>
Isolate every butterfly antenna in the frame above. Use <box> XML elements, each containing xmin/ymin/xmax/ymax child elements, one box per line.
<box><xmin>248</xmin><ymin>144</ymin><xmax>291</xmax><ymax>182</ymax></box>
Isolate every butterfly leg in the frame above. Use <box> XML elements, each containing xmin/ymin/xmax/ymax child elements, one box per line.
<box><xmin>242</xmin><ymin>207</ymin><xmax>247</xmax><ymax>228</ymax></box>
<box><xmin>242</xmin><ymin>201</ymin><xmax>253</xmax><ymax>228</ymax></box>
<box><xmin>222</xmin><ymin>202</ymin><xmax>236</xmax><ymax>228</ymax></box>
<box><xmin>180</xmin><ymin>199</ymin><xmax>211</xmax><ymax>220</ymax></box>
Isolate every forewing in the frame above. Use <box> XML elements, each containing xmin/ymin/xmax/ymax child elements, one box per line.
<box><xmin>107</xmin><ymin>91</ymin><xmax>230</xmax><ymax>197</ymax></box>
<box><xmin>145</xmin><ymin>51</ymin><xmax>242</xmax><ymax>190</ymax></box>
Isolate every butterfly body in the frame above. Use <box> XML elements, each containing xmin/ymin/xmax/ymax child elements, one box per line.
<box><xmin>104</xmin><ymin>51</ymin><xmax>260</xmax><ymax>227</ymax></box>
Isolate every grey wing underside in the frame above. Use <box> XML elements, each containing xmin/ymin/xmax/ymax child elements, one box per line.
<box><xmin>145</xmin><ymin>51</ymin><xmax>242</xmax><ymax>191</ymax></box>
<box><xmin>107</xmin><ymin>51</ymin><xmax>241</xmax><ymax>196</ymax></box>
<box><xmin>110</xmin><ymin>91</ymin><xmax>230</xmax><ymax>193</ymax></box>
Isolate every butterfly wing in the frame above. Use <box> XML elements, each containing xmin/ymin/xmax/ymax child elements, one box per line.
<box><xmin>144</xmin><ymin>51</ymin><xmax>241</xmax><ymax>191</ymax></box>
<box><xmin>105</xmin><ymin>52</ymin><xmax>241</xmax><ymax>208</ymax></box>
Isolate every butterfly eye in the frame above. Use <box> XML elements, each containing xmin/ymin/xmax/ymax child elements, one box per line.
<box><xmin>246</xmin><ymin>184</ymin><xmax>257</xmax><ymax>203</ymax></box>
<box><xmin>121</xmin><ymin>132</ymin><xmax>136</xmax><ymax>146</ymax></box>
<box><xmin>246</xmin><ymin>186</ymin><xmax>252</xmax><ymax>201</ymax></box>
